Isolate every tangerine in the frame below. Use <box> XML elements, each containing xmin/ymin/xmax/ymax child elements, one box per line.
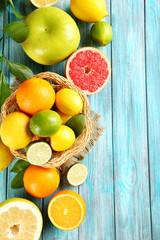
<box><xmin>23</xmin><ymin>165</ymin><xmax>60</xmax><ymax>198</ymax></box>
<box><xmin>16</xmin><ymin>78</ymin><xmax>55</xmax><ymax>115</ymax></box>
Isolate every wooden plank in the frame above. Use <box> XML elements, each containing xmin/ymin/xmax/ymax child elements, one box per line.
<box><xmin>78</xmin><ymin>1</ymin><xmax>115</xmax><ymax>239</ymax></box>
<box><xmin>111</xmin><ymin>0</ymin><xmax>152</xmax><ymax>239</ymax></box>
<box><xmin>0</xmin><ymin>5</ymin><xmax>11</xmax><ymax>204</ymax></box>
<box><xmin>42</xmin><ymin>1</ymin><xmax>79</xmax><ymax>239</ymax></box>
<box><xmin>0</xmin><ymin>8</ymin><xmax>6</xmax><ymax>204</ymax></box>
<box><xmin>7</xmin><ymin>1</ymin><xmax>43</xmax><ymax>240</ymax></box>
<box><xmin>145</xmin><ymin>0</ymin><xmax>160</xmax><ymax>239</ymax></box>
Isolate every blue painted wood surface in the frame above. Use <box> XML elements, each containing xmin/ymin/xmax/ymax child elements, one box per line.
<box><xmin>0</xmin><ymin>0</ymin><xmax>160</xmax><ymax>239</ymax></box>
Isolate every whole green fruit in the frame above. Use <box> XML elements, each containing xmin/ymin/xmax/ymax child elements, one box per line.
<box><xmin>29</xmin><ymin>110</ymin><xmax>62</xmax><ymax>137</ymax></box>
<box><xmin>90</xmin><ymin>21</ymin><xmax>113</xmax><ymax>46</ymax></box>
<box><xmin>21</xmin><ymin>7</ymin><xmax>80</xmax><ymax>65</ymax></box>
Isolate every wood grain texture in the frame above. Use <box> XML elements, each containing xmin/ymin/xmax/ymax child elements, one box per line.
<box><xmin>111</xmin><ymin>0</ymin><xmax>151</xmax><ymax>239</ymax></box>
<box><xmin>145</xmin><ymin>0</ymin><xmax>160</xmax><ymax>239</ymax></box>
<box><xmin>1</xmin><ymin>0</ymin><xmax>160</xmax><ymax>239</ymax></box>
<box><xmin>78</xmin><ymin>1</ymin><xmax>115</xmax><ymax>239</ymax></box>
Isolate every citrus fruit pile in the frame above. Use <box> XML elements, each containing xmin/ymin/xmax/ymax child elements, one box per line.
<box><xmin>1</xmin><ymin>77</ymin><xmax>85</xmax><ymax>165</ymax></box>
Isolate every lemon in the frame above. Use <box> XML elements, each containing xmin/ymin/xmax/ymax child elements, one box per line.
<box><xmin>0</xmin><ymin>198</ymin><xmax>43</xmax><ymax>240</ymax></box>
<box><xmin>1</xmin><ymin>112</ymin><xmax>33</xmax><ymax>150</ymax></box>
<box><xmin>56</xmin><ymin>109</ymin><xmax>71</xmax><ymax>124</ymax></box>
<box><xmin>70</xmin><ymin>0</ymin><xmax>108</xmax><ymax>23</ymax></box>
<box><xmin>50</xmin><ymin>125</ymin><xmax>75</xmax><ymax>151</ymax></box>
<box><xmin>55</xmin><ymin>89</ymin><xmax>83</xmax><ymax>116</ymax></box>
<box><xmin>0</xmin><ymin>140</ymin><xmax>15</xmax><ymax>172</ymax></box>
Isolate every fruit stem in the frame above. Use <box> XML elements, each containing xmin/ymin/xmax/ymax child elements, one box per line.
<box><xmin>1</xmin><ymin>7</ymin><xmax>6</xmax><ymax>73</ymax></box>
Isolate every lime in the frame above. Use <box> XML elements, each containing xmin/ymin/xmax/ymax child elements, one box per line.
<box><xmin>67</xmin><ymin>163</ymin><xmax>88</xmax><ymax>186</ymax></box>
<box><xmin>90</xmin><ymin>21</ymin><xmax>113</xmax><ymax>46</ymax></box>
<box><xmin>29</xmin><ymin>110</ymin><xmax>62</xmax><ymax>137</ymax></box>
<box><xmin>55</xmin><ymin>89</ymin><xmax>83</xmax><ymax>116</ymax></box>
<box><xmin>26</xmin><ymin>141</ymin><xmax>52</xmax><ymax>165</ymax></box>
<box><xmin>65</xmin><ymin>114</ymin><xmax>85</xmax><ymax>137</ymax></box>
<box><xmin>0</xmin><ymin>140</ymin><xmax>14</xmax><ymax>171</ymax></box>
<box><xmin>50</xmin><ymin>125</ymin><xmax>75</xmax><ymax>151</ymax></box>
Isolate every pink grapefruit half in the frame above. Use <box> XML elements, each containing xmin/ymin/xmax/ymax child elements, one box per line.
<box><xmin>65</xmin><ymin>47</ymin><xmax>111</xmax><ymax>95</ymax></box>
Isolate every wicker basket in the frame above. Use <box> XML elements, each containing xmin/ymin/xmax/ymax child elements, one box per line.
<box><xmin>1</xmin><ymin>72</ymin><xmax>92</xmax><ymax>168</ymax></box>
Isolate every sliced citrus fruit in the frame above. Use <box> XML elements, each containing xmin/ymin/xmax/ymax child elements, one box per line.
<box><xmin>30</xmin><ymin>0</ymin><xmax>60</xmax><ymax>8</ymax></box>
<box><xmin>67</xmin><ymin>163</ymin><xmax>88</xmax><ymax>186</ymax></box>
<box><xmin>0</xmin><ymin>198</ymin><xmax>43</xmax><ymax>240</ymax></box>
<box><xmin>65</xmin><ymin>47</ymin><xmax>111</xmax><ymax>95</ymax></box>
<box><xmin>48</xmin><ymin>190</ymin><xmax>86</xmax><ymax>231</ymax></box>
<box><xmin>26</xmin><ymin>141</ymin><xmax>52</xmax><ymax>165</ymax></box>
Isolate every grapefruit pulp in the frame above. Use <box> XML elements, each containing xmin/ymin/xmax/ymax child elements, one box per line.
<box><xmin>65</xmin><ymin>47</ymin><xmax>111</xmax><ymax>95</ymax></box>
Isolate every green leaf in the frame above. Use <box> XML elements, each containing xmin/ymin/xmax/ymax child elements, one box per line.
<box><xmin>3</xmin><ymin>22</ymin><xmax>29</xmax><ymax>43</ymax></box>
<box><xmin>10</xmin><ymin>160</ymin><xmax>30</xmax><ymax>173</ymax></box>
<box><xmin>9</xmin><ymin>0</ymin><xmax>26</xmax><ymax>20</ymax></box>
<box><xmin>0</xmin><ymin>56</ymin><xmax>6</xmax><ymax>62</ymax></box>
<box><xmin>0</xmin><ymin>71</ymin><xmax>11</xmax><ymax>112</ymax></box>
<box><xmin>7</xmin><ymin>61</ymin><xmax>34</xmax><ymax>81</ymax></box>
<box><xmin>10</xmin><ymin>169</ymin><xmax>26</xmax><ymax>189</ymax></box>
<box><xmin>65</xmin><ymin>114</ymin><xmax>85</xmax><ymax>137</ymax></box>
<box><xmin>0</xmin><ymin>0</ymin><xmax>9</xmax><ymax>9</ymax></box>
<box><xmin>12</xmin><ymin>7</ymin><xmax>26</xmax><ymax>20</ymax></box>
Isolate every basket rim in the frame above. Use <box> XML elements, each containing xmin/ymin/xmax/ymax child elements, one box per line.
<box><xmin>1</xmin><ymin>72</ymin><xmax>92</xmax><ymax>168</ymax></box>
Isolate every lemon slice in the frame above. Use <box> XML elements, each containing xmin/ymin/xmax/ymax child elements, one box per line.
<box><xmin>30</xmin><ymin>0</ymin><xmax>60</xmax><ymax>7</ymax></box>
<box><xmin>0</xmin><ymin>198</ymin><xmax>43</xmax><ymax>240</ymax></box>
<box><xmin>67</xmin><ymin>163</ymin><xmax>88</xmax><ymax>186</ymax></box>
<box><xmin>26</xmin><ymin>141</ymin><xmax>52</xmax><ymax>166</ymax></box>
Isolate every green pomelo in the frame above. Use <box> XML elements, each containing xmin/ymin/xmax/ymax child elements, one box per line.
<box><xmin>21</xmin><ymin>7</ymin><xmax>80</xmax><ymax>65</ymax></box>
<box><xmin>30</xmin><ymin>110</ymin><xmax>62</xmax><ymax>137</ymax></box>
<box><xmin>0</xmin><ymin>198</ymin><xmax>43</xmax><ymax>240</ymax></box>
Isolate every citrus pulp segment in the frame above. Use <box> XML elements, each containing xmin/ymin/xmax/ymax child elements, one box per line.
<box><xmin>26</xmin><ymin>141</ymin><xmax>52</xmax><ymax>165</ymax></box>
<box><xmin>30</xmin><ymin>0</ymin><xmax>59</xmax><ymax>7</ymax></box>
<box><xmin>0</xmin><ymin>198</ymin><xmax>43</xmax><ymax>240</ymax></box>
<box><xmin>67</xmin><ymin>163</ymin><xmax>88</xmax><ymax>186</ymax></box>
<box><xmin>65</xmin><ymin>47</ymin><xmax>111</xmax><ymax>95</ymax></box>
<box><xmin>48</xmin><ymin>190</ymin><xmax>86</xmax><ymax>231</ymax></box>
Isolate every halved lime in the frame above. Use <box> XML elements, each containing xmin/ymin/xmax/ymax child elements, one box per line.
<box><xmin>67</xmin><ymin>163</ymin><xmax>88</xmax><ymax>186</ymax></box>
<box><xmin>26</xmin><ymin>141</ymin><xmax>52</xmax><ymax>166</ymax></box>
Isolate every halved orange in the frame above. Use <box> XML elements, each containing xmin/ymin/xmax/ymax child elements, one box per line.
<box><xmin>48</xmin><ymin>190</ymin><xmax>86</xmax><ymax>231</ymax></box>
<box><xmin>30</xmin><ymin>0</ymin><xmax>60</xmax><ymax>8</ymax></box>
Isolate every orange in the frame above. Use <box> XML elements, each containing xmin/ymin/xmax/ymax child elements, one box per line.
<box><xmin>23</xmin><ymin>165</ymin><xmax>60</xmax><ymax>198</ymax></box>
<box><xmin>16</xmin><ymin>78</ymin><xmax>55</xmax><ymax>115</ymax></box>
<box><xmin>48</xmin><ymin>190</ymin><xmax>86</xmax><ymax>230</ymax></box>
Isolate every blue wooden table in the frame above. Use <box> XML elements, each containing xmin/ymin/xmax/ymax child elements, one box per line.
<box><xmin>0</xmin><ymin>0</ymin><xmax>160</xmax><ymax>239</ymax></box>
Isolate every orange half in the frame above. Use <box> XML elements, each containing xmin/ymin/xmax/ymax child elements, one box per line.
<box><xmin>48</xmin><ymin>190</ymin><xmax>86</xmax><ymax>231</ymax></box>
